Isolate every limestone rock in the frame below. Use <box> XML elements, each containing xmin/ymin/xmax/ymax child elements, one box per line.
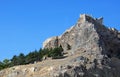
<box><xmin>43</xmin><ymin>14</ymin><xmax>120</xmax><ymax>59</ymax></box>
<box><xmin>42</xmin><ymin>14</ymin><xmax>120</xmax><ymax>77</ymax></box>
<box><xmin>0</xmin><ymin>14</ymin><xmax>120</xmax><ymax>77</ymax></box>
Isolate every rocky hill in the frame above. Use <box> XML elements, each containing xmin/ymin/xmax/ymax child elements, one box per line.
<box><xmin>0</xmin><ymin>14</ymin><xmax>120</xmax><ymax>77</ymax></box>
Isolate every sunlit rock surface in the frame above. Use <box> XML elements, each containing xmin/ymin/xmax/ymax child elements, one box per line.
<box><xmin>1</xmin><ymin>14</ymin><xmax>120</xmax><ymax>77</ymax></box>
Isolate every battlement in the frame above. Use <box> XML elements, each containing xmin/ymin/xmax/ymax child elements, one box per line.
<box><xmin>78</xmin><ymin>14</ymin><xmax>103</xmax><ymax>24</ymax></box>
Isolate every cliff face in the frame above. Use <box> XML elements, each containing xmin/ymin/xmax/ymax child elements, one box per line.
<box><xmin>1</xmin><ymin>14</ymin><xmax>120</xmax><ymax>77</ymax></box>
<box><xmin>43</xmin><ymin>14</ymin><xmax>120</xmax><ymax>59</ymax></box>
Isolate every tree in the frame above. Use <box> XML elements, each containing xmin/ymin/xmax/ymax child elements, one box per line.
<box><xmin>38</xmin><ymin>48</ymin><xmax>44</xmax><ymax>61</ymax></box>
<box><xmin>3</xmin><ymin>59</ymin><xmax>11</xmax><ymax>68</ymax></box>
<box><xmin>25</xmin><ymin>50</ymin><xmax>39</xmax><ymax>64</ymax></box>
<box><xmin>0</xmin><ymin>46</ymin><xmax>64</xmax><ymax>71</ymax></box>
<box><xmin>48</xmin><ymin>46</ymin><xmax>64</xmax><ymax>59</ymax></box>
<box><xmin>0</xmin><ymin>61</ymin><xmax>4</xmax><ymax>70</ymax></box>
<box><xmin>18</xmin><ymin>53</ymin><xmax>25</xmax><ymax>65</ymax></box>
<box><xmin>11</xmin><ymin>55</ymin><xmax>19</xmax><ymax>66</ymax></box>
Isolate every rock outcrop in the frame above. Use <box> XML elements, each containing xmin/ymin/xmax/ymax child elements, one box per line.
<box><xmin>43</xmin><ymin>14</ymin><xmax>120</xmax><ymax>58</ymax></box>
<box><xmin>0</xmin><ymin>14</ymin><xmax>120</xmax><ymax>77</ymax></box>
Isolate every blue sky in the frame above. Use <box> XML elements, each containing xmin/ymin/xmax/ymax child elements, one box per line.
<box><xmin>0</xmin><ymin>0</ymin><xmax>120</xmax><ymax>61</ymax></box>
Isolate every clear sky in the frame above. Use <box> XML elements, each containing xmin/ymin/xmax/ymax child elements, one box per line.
<box><xmin>0</xmin><ymin>0</ymin><xmax>120</xmax><ymax>61</ymax></box>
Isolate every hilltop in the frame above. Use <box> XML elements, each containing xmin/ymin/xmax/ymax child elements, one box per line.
<box><xmin>0</xmin><ymin>14</ymin><xmax>120</xmax><ymax>77</ymax></box>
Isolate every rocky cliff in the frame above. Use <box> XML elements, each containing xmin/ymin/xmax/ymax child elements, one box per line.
<box><xmin>43</xmin><ymin>14</ymin><xmax>120</xmax><ymax>59</ymax></box>
<box><xmin>0</xmin><ymin>14</ymin><xmax>120</xmax><ymax>77</ymax></box>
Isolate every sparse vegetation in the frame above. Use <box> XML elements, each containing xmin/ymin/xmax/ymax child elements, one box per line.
<box><xmin>0</xmin><ymin>46</ymin><xmax>63</xmax><ymax>71</ymax></box>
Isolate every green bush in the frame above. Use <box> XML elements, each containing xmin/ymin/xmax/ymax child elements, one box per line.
<box><xmin>0</xmin><ymin>46</ymin><xmax>64</xmax><ymax>71</ymax></box>
<box><xmin>48</xmin><ymin>46</ymin><xmax>63</xmax><ymax>59</ymax></box>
